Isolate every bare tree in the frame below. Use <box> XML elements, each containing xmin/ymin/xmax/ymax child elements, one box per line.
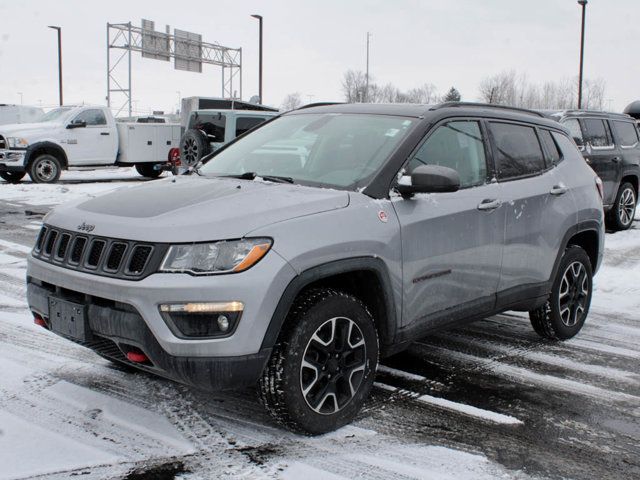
<box><xmin>342</xmin><ymin>70</ymin><xmax>368</xmax><ymax>103</ymax></box>
<box><xmin>281</xmin><ymin>92</ymin><xmax>303</xmax><ymax>111</ymax></box>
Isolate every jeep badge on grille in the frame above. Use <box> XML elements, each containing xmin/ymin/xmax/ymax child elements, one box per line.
<box><xmin>77</xmin><ymin>222</ymin><xmax>95</xmax><ymax>233</ymax></box>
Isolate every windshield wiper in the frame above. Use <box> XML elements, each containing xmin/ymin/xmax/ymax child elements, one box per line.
<box><xmin>216</xmin><ymin>172</ymin><xmax>294</xmax><ymax>183</ymax></box>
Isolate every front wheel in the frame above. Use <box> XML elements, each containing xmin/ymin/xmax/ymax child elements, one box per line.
<box><xmin>28</xmin><ymin>154</ymin><xmax>61</xmax><ymax>184</ymax></box>
<box><xmin>0</xmin><ymin>171</ymin><xmax>25</xmax><ymax>183</ymax></box>
<box><xmin>259</xmin><ymin>288</ymin><xmax>379</xmax><ymax>434</ymax></box>
<box><xmin>529</xmin><ymin>246</ymin><xmax>593</xmax><ymax>340</ymax></box>
<box><xmin>607</xmin><ymin>182</ymin><xmax>636</xmax><ymax>231</ymax></box>
<box><xmin>135</xmin><ymin>163</ymin><xmax>163</xmax><ymax>179</ymax></box>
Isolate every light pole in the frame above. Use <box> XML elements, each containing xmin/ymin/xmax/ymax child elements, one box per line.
<box><xmin>48</xmin><ymin>26</ymin><xmax>63</xmax><ymax>106</ymax></box>
<box><xmin>577</xmin><ymin>1</ymin><xmax>587</xmax><ymax>109</ymax></box>
<box><xmin>176</xmin><ymin>91</ymin><xmax>181</xmax><ymax>113</ymax></box>
<box><xmin>17</xmin><ymin>92</ymin><xmax>23</xmax><ymax>105</ymax></box>
<box><xmin>251</xmin><ymin>14</ymin><xmax>263</xmax><ymax>104</ymax></box>
<box><xmin>365</xmin><ymin>32</ymin><xmax>371</xmax><ymax>103</ymax></box>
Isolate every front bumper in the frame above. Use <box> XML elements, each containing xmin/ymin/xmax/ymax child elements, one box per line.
<box><xmin>0</xmin><ymin>149</ymin><xmax>26</xmax><ymax>172</ymax></box>
<box><xmin>26</xmin><ymin>250</ymin><xmax>297</xmax><ymax>358</ymax></box>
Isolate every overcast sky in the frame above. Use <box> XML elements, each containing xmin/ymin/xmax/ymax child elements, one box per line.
<box><xmin>0</xmin><ymin>0</ymin><xmax>637</xmax><ymax>114</ymax></box>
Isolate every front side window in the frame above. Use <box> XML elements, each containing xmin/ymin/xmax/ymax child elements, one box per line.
<box><xmin>200</xmin><ymin>113</ymin><xmax>416</xmax><ymax>190</ymax></box>
<box><xmin>489</xmin><ymin>122</ymin><xmax>546</xmax><ymax>180</ymax></box>
<box><xmin>72</xmin><ymin>109</ymin><xmax>107</xmax><ymax>126</ymax></box>
<box><xmin>613</xmin><ymin>120</ymin><xmax>640</xmax><ymax>148</ymax></box>
<box><xmin>190</xmin><ymin>113</ymin><xmax>226</xmax><ymax>142</ymax></box>
<box><xmin>406</xmin><ymin>120</ymin><xmax>487</xmax><ymax>188</ymax></box>
<box><xmin>563</xmin><ymin>118</ymin><xmax>584</xmax><ymax>147</ymax></box>
<box><xmin>582</xmin><ymin>118</ymin><xmax>613</xmax><ymax>148</ymax></box>
<box><xmin>539</xmin><ymin>129</ymin><xmax>562</xmax><ymax>164</ymax></box>
<box><xmin>236</xmin><ymin>116</ymin><xmax>267</xmax><ymax>137</ymax></box>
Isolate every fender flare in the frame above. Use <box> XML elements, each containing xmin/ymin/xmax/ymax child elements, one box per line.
<box><xmin>260</xmin><ymin>257</ymin><xmax>399</xmax><ymax>351</ymax></box>
<box><xmin>550</xmin><ymin>220</ymin><xmax>603</xmax><ymax>282</ymax></box>
<box><xmin>24</xmin><ymin>141</ymin><xmax>69</xmax><ymax>169</ymax></box>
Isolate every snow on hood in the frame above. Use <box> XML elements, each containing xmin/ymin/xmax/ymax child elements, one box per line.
<box><xmin>45</xmin><ymin>176</ymin><xmax>350</xmax><ymax>242</ymax></box>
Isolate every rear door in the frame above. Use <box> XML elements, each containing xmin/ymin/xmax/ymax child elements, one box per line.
<box><xmin>392</xmin><ymin>118</ymin><xmax>504</xmax><ymax>329</ymax></box>
<box><xmin>488</xmin><ymin>121</ymin><xmax>576</xmax><ymax>302</ymax></box>
<box><xmin>580</xmin><ymin>117</ymin><xmax>621</xmax><ymax>206</ymax></box>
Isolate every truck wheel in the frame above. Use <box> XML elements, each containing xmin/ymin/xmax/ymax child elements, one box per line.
<box><xmin>28</xmin><ymin>154</ymin><xmax>61</xmax><ymax>184</ymax></box>
<box><xmin>0</xmin><ymin>171</ymin><xmax>25</xmax><ymax>183</ymax></box>
<box><xmin>180</xmin><ymin>129</ymin><xmax>211</xmax><ymax>167</ymax></box>
<box><xmin>259</xmin><ymin>288</ymin><xmax>378</xmax><ymax>435</ymax></box>
<box><xmin>135</xmin><ymin>163</ymin><xmax>163</xmax><ymax>179</ymax></box>
<box><xmin>606</xmin><ymin>182</ymin><xmax>636</xmax><ymax>231</ymax></box>
<box><xmin>529</xmin><ymin>246</ymin><xmax>592</xmax><ymax>340</ymax></box>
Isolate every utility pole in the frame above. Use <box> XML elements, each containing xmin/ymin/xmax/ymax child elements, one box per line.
<box><xmin>365</xmin><ymin>32</ymin><xmax>371</xmax><ymax>103</ymax></box>
<box><xmin>251</xmin><ymin>15</ymin><xmax>263</xmax><ymax>104</ymax></box>
<box><xmin>48</xmin><ymin>26</ymin><xmax>63</xmax><ymax>106</ymax></box>
<box><xmin>577</xmin><ymin>0</ymin><xmax>587</xmax><ymax>109</ymax></box>
<box><xmin>17</xmin><ymin>92</ymin><xmax>23</xmax><ymax>105</ymax></box>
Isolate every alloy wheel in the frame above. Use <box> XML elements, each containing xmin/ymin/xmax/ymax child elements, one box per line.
<box><xmin>558</xmin><ymin>261</ymin><xmax>589</xmax><ymax>327</ymax></box>
<box><xmin>618</xmin><ymin>187</ymin><xmax>636</xmax><ymax>227</ymax></box>
<box><xmin>184</xmin><ymin>138</ymin><xmax>198</xmax><ymax>166</ymax></box>
<box><xmin>300</xmin><ymin>316</ymin><xmax>367</xmax><ymax>415</ymax></box>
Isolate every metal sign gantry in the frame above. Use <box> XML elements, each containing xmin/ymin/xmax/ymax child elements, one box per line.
<box><xmin>107</xmin><ymin>21</ymin><xmax>242</xmax><ymax>117</ymax></box>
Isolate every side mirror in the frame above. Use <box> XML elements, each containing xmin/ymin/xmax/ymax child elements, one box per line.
<box><xmin>396</xmin><ymin>165</ymin><xmax>460</xmax><ymax>198</ymax></box>
<box><xmin>67</xmin><ymin>120</ymin><xmax>87</xmax><ymax>129</ymax></box>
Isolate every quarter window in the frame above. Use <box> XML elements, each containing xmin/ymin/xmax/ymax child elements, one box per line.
<box><xmin>539</xmin><ymin>129</ymin><xmax>562</xmax><ymax>164</ymax></box>
<box><xmin>73</xmin><ymin>109</ymin><xmax>107</xmax><ymax>126</ymax></box>
<box><xmin>235</xmin><ymin>117</ymin><xmax>267</xmax><ymax>137</ymax></box>
<box><xmin>582</xmin><ymin>118</ymin><xmax>613</xmax><ymax>148</ymax></box>
<box><xmin>489</xmin><ymin>122</ymin><xmax>546</xmax><ymax>180</ymax></box>
<box><xmin>613</xmin><ymin>121</ymin><xmax>640</xmax><ymax>148</ymax></box>
<box><xmin>407</xmin><ymin>120</ymin><xmax>487</xmax><ymax>188</ymax></box>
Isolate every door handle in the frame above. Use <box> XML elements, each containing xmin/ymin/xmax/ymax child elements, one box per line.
<box><xmin>477</xmin><ymin>198</ymin><xmax>502</xmax><ymax>211</ymax></box>
<box><xmin>100</xmin><ymin>132</ymin><xmax>110</xmax><ymax>136</ymax></box>
<box><xmin>550</xmin><ymin>184</ymin><xmax>568</xmax><ymax>196</ymax></box>
<box><xmin>611</xmin><ymin>156</ymin><xmax>621</xmax><ymax>163</ymax></box>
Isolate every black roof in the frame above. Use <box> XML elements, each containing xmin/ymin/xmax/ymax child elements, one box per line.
<box><xmin>289</xmin><ymin>102</ymin><xmax>562</xmax><ymax>130</ymax></box>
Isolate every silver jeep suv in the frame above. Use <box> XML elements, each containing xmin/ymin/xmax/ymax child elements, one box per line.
<box><xmin>27</xmin><ymin>102</ymin><xmax>604</xmax><ymax>434</ymax></box>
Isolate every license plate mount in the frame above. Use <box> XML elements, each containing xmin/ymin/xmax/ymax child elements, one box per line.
<box><xmin>48</xmin><ymin>297</ymin><xmax>89</xmax><ymax>342</ymax></box>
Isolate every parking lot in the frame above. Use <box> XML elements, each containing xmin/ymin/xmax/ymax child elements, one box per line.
<box><xmin>0</xmin><ymin>171</ymin><xmax>638</xmax><ymax>480</ymax></box>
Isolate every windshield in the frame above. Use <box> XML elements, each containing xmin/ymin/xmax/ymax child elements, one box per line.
<box><xmin>199</xmin><ymin>113</ymin><xmax>416</xmax><ymax>189</ymax></box>
<box><xmin>38</xmin><ymin>107</ymin><xmax>73</xmax><ymax>123</ymax></box>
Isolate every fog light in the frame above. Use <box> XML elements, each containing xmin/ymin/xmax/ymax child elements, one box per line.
<box><xmin>159</xmin><ymin>302</ymin><xmax>243</xmax><ymax>338</ymax></box>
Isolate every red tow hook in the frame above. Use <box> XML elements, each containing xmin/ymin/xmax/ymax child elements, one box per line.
<box><xmin>33</xmin><ymin>313</ymin><xmax>48</xmax><ymax>328</ymax></box>
<box><xmin>126</xmin><ymin>350</ymin><xmax>150</xmax><ymax>364</ymax></box>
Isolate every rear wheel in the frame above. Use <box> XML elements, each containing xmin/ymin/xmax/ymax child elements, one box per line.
<box><xmin>0</xmin><ymin>171</ymin><xmax>25</xmax><ymax>183</ymax></box>
<box><xmin>259</xmin><ymin>288</ymin><xmax>378</xmax><ymax>434</ymax></box>
<box><xmin>607</xmin><ymin>182</ymin><xmax>636</xmax><ymax>231</ymax></box>
<box><xmin>529</xmin><ymin>246</ymin><xmax>593</xmax><ymax>340</ymax></box>
<box><xmin>135</xmin><ymin>163</ymin><xmax>163</xmax><ymax>179</ymax></box>
<box><xmin>28</xmin><ymin>154</ymin><xmax>61</xmax><ymax>184</ymax></box>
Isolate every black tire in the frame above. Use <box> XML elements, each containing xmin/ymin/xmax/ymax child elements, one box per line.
<box><xmin>0</xmin><ymin>171</ymin><xmax>25</xmax><ymax>183</ymax></box>
<box><xmin>135</xmin><ymin>163</ymin><xmax>163</xmax><ymax>179</ymax></box>
<box><xmin>259</xmin><ymin>288</ymin><xmax>379</xmax><ymax>435</ymax></box>
<box><xmin>606</xmin><ymin>182</ymin><xmax>636</xmax><ymax>231</ymax></box>
<box><xmin>529</xmin><ymin>246</ymin><xmax>593</xmax><ymax>340</ymax></box>
<box><xmin>180</xmin><ymin>129</ymin><xmax>211</xmax><ymax>167</ymax></box>
<box><xmin>27</xmin><ymin>154</ymin><xmax>61</xmax><ymax>184</ymax></box>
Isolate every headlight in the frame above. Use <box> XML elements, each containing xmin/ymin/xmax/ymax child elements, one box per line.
<box><xmin>160</xmin><ymin>238</ymin><xmax>272</xmax><ymax>275</ymax></box>
<box><xmin>6</xmin><ymin>137</ymin><xmax>29</xmax><ymax>148</ymax></box>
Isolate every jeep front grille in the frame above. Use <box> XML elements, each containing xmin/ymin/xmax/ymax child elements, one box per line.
<box><xmin>31</xmin><ymin>225</ymin><xmax>166</xmax><ymax>280</ymax></box>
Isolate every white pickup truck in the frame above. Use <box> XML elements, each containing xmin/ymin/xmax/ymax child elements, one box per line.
<box><xmin>0</xmin><ymin>105</ymin><xmax>180</xmax><ymax>184</ymax></box>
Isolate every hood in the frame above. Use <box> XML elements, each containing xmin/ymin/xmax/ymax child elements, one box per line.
<box><xmin>0</xmin><ymin>122</ymin><xmax>61</xmax><ymax>137</ymax></box>
<box><xmin>45</xmin><ymin>176</ymin><xmax>350</xmax><ymax>242</ymax></box>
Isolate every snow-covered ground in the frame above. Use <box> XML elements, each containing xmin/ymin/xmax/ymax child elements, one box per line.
<box><xmin>0</xmin><ymin>170</ymin><xmax>638</xmax><ymax>479</ymax></box>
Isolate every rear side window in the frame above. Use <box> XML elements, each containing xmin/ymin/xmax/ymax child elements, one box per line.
<box><xmin>613</xmin><ymin>121</ymin><xmax>640</xmax><ymax>148</ymax></box>
<box><xmin>489</xmin><ymin>122</ymin><xmax>546</xmax><ymax>180</ymax></box>
<box><xmin>539</xmin><ymin>129</ymin><xmax>562</xmax><ymax>164</ymax></box>
<box><xmin>190</xmin><ymin>113</ymin><xmax>226</xmax><ymax>142</ymax></box>
<box><xmin>407</xmin><ymin>120</ymin><xmax>487</xmax><ymax>188</ymax></box>
<box><xmin>582</xmin><ymin>118</ymin><xmax>613</xmax><ymax>148</ymax></box>
<box><xmin>552</xmin><ymin>132</ymin><xmax>587</xmax><ymax>164</ymax></box>
<box><xmin>236</xmin><ymin>117</ymin><xmax>267</xmax><ymax>137</ymax></box>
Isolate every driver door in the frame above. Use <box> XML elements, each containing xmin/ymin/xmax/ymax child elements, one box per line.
<box><xmin>64</xmin><ymin>109</ymin><xmax>117</xmax><ymax>165</ymax></box>
<box><xmin>391</xmin><ymin>119</ymin><xmax>504</xmax><ymax>330</ymax></box>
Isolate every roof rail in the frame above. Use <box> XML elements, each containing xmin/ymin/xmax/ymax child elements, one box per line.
<box><xmin>430</xmin><ymin>102</ymin><xmax>546</xmax><ymax>118</ymax></box>
<box><xmin>295</xmin><ymin>102</ymin><xmax>344</xmax><ymax>111</ymax></box>
<box><xmin>554</xmin><ymin>109</ymin><xmax>632</xmax><ymax>119</ymax></box>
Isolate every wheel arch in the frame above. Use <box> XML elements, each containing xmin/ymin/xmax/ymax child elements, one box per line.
<box><xmin>620</xmin><ymin>173</ymin><xmax>638</xmax><ymax>196</ymax></box>
<box><xmin>261</xmin><ymin>257</ymin><xmax>399</xmax><ymax>356</ymax></box>
<box><xmin>25</xmin><ymin>142</ymin><xmax>68</xmax><ymax>169</ymax></box>
<box><xmin>551</xmin><ymin>222</ymin><xmax>602</xmax><ymax>282</ymax></box>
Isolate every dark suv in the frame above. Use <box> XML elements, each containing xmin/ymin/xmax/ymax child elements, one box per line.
<box><xmin>28</xmin><ymin>102</ymin><xmax>604</xmax><ymax>434</ymax></box>
<box><xmin>545</xmin><ymin>110</ymin><xmax>640</xmax><ymax>230</ymax></box>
